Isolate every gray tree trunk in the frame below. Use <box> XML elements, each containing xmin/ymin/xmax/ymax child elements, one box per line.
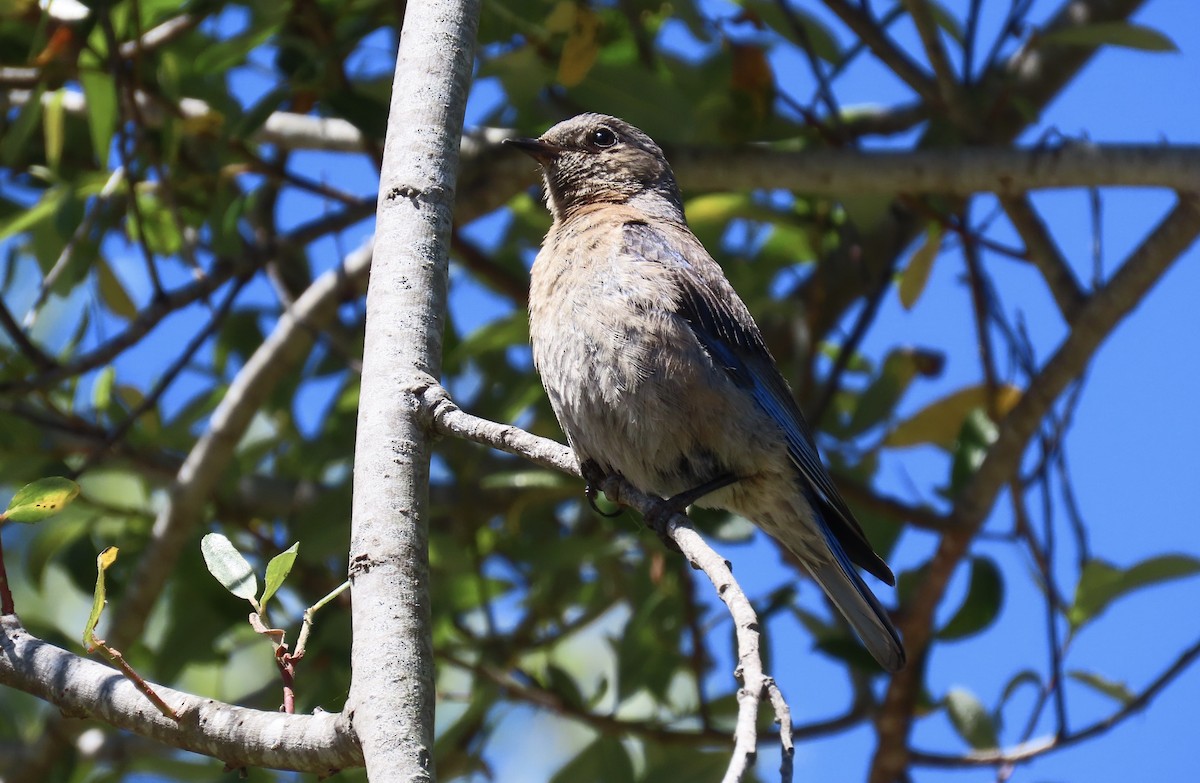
<box><xmin>348</xmin><ymin>1</ymin><xmax>480</xmax><ymax>779</ymax></box>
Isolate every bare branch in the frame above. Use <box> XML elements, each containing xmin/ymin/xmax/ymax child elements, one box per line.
<box><xmin>423</xmin><ymin>380</ymin><xmax>793</xmax><ymax>781</ymax></box>
<box><xmin>0</xmin><ymin>617</ymin><xmax>361</xmax><ymax>773</ymax></box>
<box><xmin>909</xmin><ymin>634</ymin><xmax>1200</xmax><ymax>769</ymax></box>
<box><xmin>106</xmin><ymin>240</ymin><xmax>372</xmax><ymax>650</ymax></box>
<box><xmin>1000</xmin><ymin>195</ymin><xmax>1088</xmax><ymax>321</ymax></box>
<box><xmin>869</xmin><ymin>191</ymin><xmax>1200</xmax><ymax>783</ymax></box>
<box><xmin>0</xmin><ymin>265</ymin><xmax>237</xmax><ymax>395</ymax></box>
<box><xmin>899</xmin><ymin>0</ymin><xmax>967</xmax><ymax>126</ymax></box>
<box><xmin>0</xmin><ymin>299</ymin><xmax>53</xmax><ymax>370</ymax></box>
<box><xmin>821</xmin><ymin>0</ymin><xmax>939</xmax><ymax>105</ymax></box>
<box><xmin>668</xmin><ymin>144</ymin><xmax>1200</xmax><ymax>198</ymax></box>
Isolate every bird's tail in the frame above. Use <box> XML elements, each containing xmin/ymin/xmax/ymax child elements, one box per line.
<box><xmin>786</xmin><ymin>509</ymin><xmax>906</xmax><ymax>672</ymax></box>
<box><xmin>808</xmin><ymin>551</ymin><xmax>906</xmax><ymax>672</ymax></box>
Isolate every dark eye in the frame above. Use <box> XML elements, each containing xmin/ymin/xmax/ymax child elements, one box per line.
<box><xmin>590</xmin><ymin>127</ymin><xmax>618</xmax><ymax>148</ymax></box>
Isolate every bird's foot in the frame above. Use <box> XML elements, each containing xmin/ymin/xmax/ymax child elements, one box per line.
<box><xmin>581</xmin><ymin>460</ymin><xmax>624</xmax><ymax>518</ymax></box>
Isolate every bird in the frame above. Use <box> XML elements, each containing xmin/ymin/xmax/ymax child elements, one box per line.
<box><xmin>505</xmin><ymin>113</ymin><xmax>905</xmax><ymax>672</ymax></box>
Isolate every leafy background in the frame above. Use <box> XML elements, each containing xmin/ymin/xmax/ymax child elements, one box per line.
<box><xmin>1</xmin><ymin>0</ymin><xmax>1198</xmax><ymax>781</ymax></box>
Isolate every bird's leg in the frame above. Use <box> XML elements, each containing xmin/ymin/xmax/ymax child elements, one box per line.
<box><xmin>645</xmin><ymin>472</ymin><xmax>739</xmax><ymax>548</ymax></box>
<box><xmin>665</xmin><ymin>472</ymin><xmax>738</xmax><ymax>512</ymax></box>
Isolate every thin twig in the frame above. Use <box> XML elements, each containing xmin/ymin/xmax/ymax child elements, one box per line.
<box><xmin>0</xmin><ymin>299</ymin><xmax>54</xmax><ymax>370</ymax></box>
<box><xmin>910</xmin><ymin>634</ymin><xmax>1200</xmax><ymax>768</ymax></box>
<box><xmin>0</xmin><ymin>531</ymin><xmax>13</xmax><ymax>615</ymax></box>
<box><xmin>89</xmin><ymin>640</ymin><xmax>180</xmax><ymax>720</ymax></box>
<box><xmin>72</xmin><ymin>277</ymin><xmax>248</xmax><ymax>477</ymax></box>
<box><xmin>1000</xmin><ymin>195</ymin><xmax>1087</xmax><ymax>322</ymax></box>
<box><xmin>821</xmin><ymin>0</ymin><xmax>939</xmax><ymax>105</ymax></box>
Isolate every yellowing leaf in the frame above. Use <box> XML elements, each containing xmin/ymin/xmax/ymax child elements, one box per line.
<box><xmin>83</xmin><ymin>546</ymin><xmax>119</xmax><ymax>649</ymax></box>
<box><xmin>43</xmin><ymin>89</ymin><xmax>66</xmax><ymax>170</ymax></box>
<box><xmin>97</xmin><ymin>260</ymin><xmax>137</xmax><ymax>319</ymax></box>
<box><xmin>886</xmin><ymin>384</ymin><xmax>1022</xmax><ymax>449</ymax></box>
<box><xmin>3</xmin><ymin>477</ymin><xmax>80</xmax><ymax>524</ymax></box>
<box><xmin>557</xmin><ymin>6</ymin><xmax>601</xmax><ymax>87</ymax></box>
<box><xmin>899</xmin><ymin>227</ymin><xmax>942</xmax><ymax>310</ymax></box>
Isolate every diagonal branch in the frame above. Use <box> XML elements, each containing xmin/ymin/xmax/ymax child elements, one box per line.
<box><xmin>0</xmin><ymin>299</ymin><xmax>54</xmax><ymax>370</ymax></box>
<box><xmin>420</xmin><ymin>380</ymin><xmax>794</xmax><ymax>782</ymax></box>
<box><xmin>0</xmin><ymin>617</ymin><xmax>361</xmax><ymax>773</ymax></box>
<box><xmin>106</xmin><ymin>240</ymin><xmax>372</xmax><ymax>650</ymax></box>
<box><xmin>869</xmin><ymin>192</ymin><xmax>1200</xmax><ymax>783</ymax></box>
<box><xmin>821</xmin><ymin>0</ymin><xmax>939</xmax><ymax>105</ymax></box>
<box><xmin>909</xmin><ymin>633</ymin><xmax>1200</xmax><ymax>768</ymax></box>
<box><xmin>1001</xmin><ymin>195</ymin><xmax>1088</xmax><ymax>321</ymax></box>
<box><xmin>898</xmin><ymin>0</ymin><xmax>968</xmax><ymax>127</ymax></box>
<box><xmin>0</xmin><ymin>265</ymin><xmax>237</xmax><ymax>395</ymax></box>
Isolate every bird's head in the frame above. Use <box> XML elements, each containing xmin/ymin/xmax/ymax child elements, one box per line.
<box><xmin>505</xmin><ymin>113</ymin><xmax>684</xmax><ymax>224</ymax></box>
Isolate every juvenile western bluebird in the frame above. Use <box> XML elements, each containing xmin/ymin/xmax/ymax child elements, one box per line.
<box><xmin>506</xmin><ymin>114</ymin><xmax>905</xmax><ymax>671</ymax></box>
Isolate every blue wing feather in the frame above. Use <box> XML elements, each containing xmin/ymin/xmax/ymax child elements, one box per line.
<box><xmin>621</xmin><ymin>221</ymin><xmax>895</xmax><ymax>586</ymax></box>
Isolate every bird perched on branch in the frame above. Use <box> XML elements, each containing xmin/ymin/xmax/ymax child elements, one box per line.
<box><xmin>506</xmin><ymin>114</ymin><xmax>905</xmax><ymax>672</ymax></box>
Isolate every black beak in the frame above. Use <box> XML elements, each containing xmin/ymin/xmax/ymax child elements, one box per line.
<box><xmin>503</xmin><ymin>137</ymin><xmax>565</xmax><ymax>165</ymax></box>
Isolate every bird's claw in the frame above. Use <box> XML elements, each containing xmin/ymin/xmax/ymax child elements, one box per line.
<box><xmin>585</xmin><ymin>482</ymin><xmax>623</xmax><ymax>518</ymax></box>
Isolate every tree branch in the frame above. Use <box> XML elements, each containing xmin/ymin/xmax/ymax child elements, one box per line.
<box><xmin>898</xmin><ymin>0</ymin><xmax>967</xmax><ymax>127</ymax></box>
<box><xmin>0</xmin><ymin>266</ymin><xmax>237</xmax><ymax>395</ymax></box>
<box><xmin>821</xmin><ymin>0</ymin><xmax>939</xmax><ymax>105</ymax></box>
<box><xmin>869</xmin><ymin>192</ymin><xmax>1200</xmax><ymax>783</ymax></box>
<box><xmin>1000</xmin><ymin>195</ymin><xmax>1088</xmax><ymax>321</ymax></box>
<box><xmin>667</xmin><ymin>144</ymin><xmax>1200</xmax><ymax>198</ymax></box>
<box><xmin>908</xmin><ymin>634</ymin><xmax>1200</xmax><ymax>768</ymax></box>
<box><xmin>0</xmin><ymin>617</ymin><xmax>361</xmax><ymax>773</ymax></box>
<box><xmin>421</xmin><ymin>380</ymin><xmax>794</xmax><ymax>782</ymax></box>
<box><xmin>106</xmin><ymin>240</ymin><xmax>372</xmax><ymax>650</ymax></box>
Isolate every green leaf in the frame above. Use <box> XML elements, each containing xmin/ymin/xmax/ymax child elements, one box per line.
<box><xmin>96</xmin><ymin>259</ymin><xmax>138</xmax><ymax>319</ymax></box>
<box><xmin>949</xmin><ymin>408</ymin><xmax>998</xmax><ymax>496</ymax></box>
<box><xmin>200</xmin><ymin>532</ymin><xmax>258</xmax><ymax>602</ymax></box>
<box><xmin>0</xmin><ymin>187</ymin><xmax>66</xmax><ymax>242</ymax></box>
<box><xmin>92</xmin><ymin>366</ymin><xmax>116</xmax><ymax>411</ymax></box>
<box><xmin>938</xmin><ymin>556</ymin><xmax>1004</xmax><ymax>640</ymax></box>
<box><xmin>548</xmin><ymin>735</ymin><xmax>634</xmax><ymax>783</ymax></box>
<box><xmin>1041</xmin><ymin>22</ymin><xmax>1178</xmax><ymax>53</ymax></box>
<box><xmin>232</xmin><ymin>84</ymin><xmax>290</xmax><ymax>140</ymax></box>
<box><xmin>899</xmin><ymin>226</ymin><xmax>942</xmax><ymax>310</ymax></box>
<box><xmin>83</xmin><ymin>547</ymin><xmax>119</xmax><ymax>649</ymax></box>
<box><xmin>886</xmin><ymin>384</ymin><xmax>1022</xmax><ymax>449</ymax></box>
<box><xmin>43</xmin><ymin>89</ymin><xmax>66</xmax><ymax>170</ymax></box>
<box><xmin>1068</xmin><ymin>670</ymin><xmax>1135</xmax><ymax>706</ymax></box>
<box><xmin>845</xmin><ymin>348</ymin><xmax>927</xmax><ymax>435</ymax></box>
<box><xmin>3</xmin><ymin>477</ymin><xmax>81</xmax><ymax>524</ymax></box>
<box><xmin>80</xmin><ymin>70</ymin><xmax>118</xmax><ymax>167</ymax></box>
<box><xmin>0</xmin><ymin>85</ymin><xmax>43</xmax><ymax>166</ymax></box>
<box><xmin>126</xmin><ymin>191</ymin><xmax>183</xmax><ymax>256</ymax></box>
<box><xmin>1068</xmin><ymin>555</ymin><xmax>1200</xmax><ymax>632</ymax></box>
<box><xmin>945</xmin><ymin>687</ymin><xmax>999</xmax><ymax>749</ymax></box>
<box><xmin>259</xmin><ymin>542</ymin><xmax>298</xmax><ymax>608</ymax></box>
